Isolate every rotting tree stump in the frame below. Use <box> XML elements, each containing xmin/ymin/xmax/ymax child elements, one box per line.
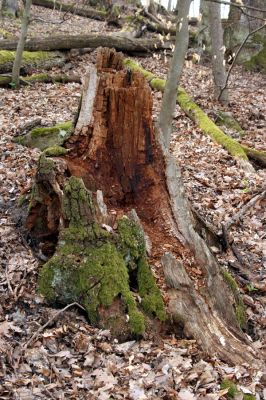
<box><xmin>26</xmin><ymin>48</ymin><xmax>260</xmax><ymax>365</ymax></box>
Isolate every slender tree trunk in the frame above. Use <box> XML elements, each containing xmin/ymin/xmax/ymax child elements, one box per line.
<box><xmin>11</xmin><ymin>0</ymin><xmax>32</xmax><ymax>87</ymax></box>
<box><xmin>167</xmin><ymin>0</ymin><xmax>172</xmax><ymax>12</ymax></box>
<box><xmin>1</xmin><ymin>0</ymin><xmax>18</xmax><ymax>17</ymax></box>
<box><xmin>209</xmin><ymin>1</ymin><xmax>229</xmax><ymax>104</ymax></box>
<box><xmin>159</xmin><ymin>0</ymin><xmax>191</xmax><ymax>149</ymax></box>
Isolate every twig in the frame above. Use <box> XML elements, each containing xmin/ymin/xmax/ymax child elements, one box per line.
<box><xmin>5</xmin><ymin>264</ymin><xmax>14</xmax><ymax>295</ymax></box>
<box><xmin>206</xmin><ymin>0</ymin><xmax>266</xmax><ymax>14</ymax></box>
<box><xmin>224</xmin><ymin>189</ymin><xmax>266</xmax><ymax>231</ymax></box>
<box><xmin>23</xmin><ymin>302</ymin><xmax>85</xmax><ymax>350</ymax></box>
<box><xmin>218</xmin><ymin>23</ymin><xmax>266</xmax><ymax>101</ymax></box>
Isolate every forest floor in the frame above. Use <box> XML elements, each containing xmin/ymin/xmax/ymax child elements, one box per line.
<box><xmin>0</xmin><ymin>4</ymin><xmax>266</xmax><ymax>400</ymax></box>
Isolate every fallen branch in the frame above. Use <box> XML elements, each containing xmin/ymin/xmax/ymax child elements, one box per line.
<box><xmin>0</xmin><ymin>72</ymin><xmax>81</xmax><ymax>86</ymax></box>
<box><xmin>32</xmin><ymin>0</ymin><xmax>107</xmax><ymax>21</ymax></box>
<box><xmin>0</xmin><ymin>34</ymin><xmax>173</xmax><ymax>53</ymax></box>
<box><xmin>224</xmin><ymin>189</ymin><xmax>266</xmax><ymax>232</ymax></box>
<box><xmin>24</xmin><ymin>302</ymin><xmax>85</xmax><ymax>350</ymax></box>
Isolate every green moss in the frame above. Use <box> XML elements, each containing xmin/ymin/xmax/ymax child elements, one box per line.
<box><xmin>18</xmin><ymin>194</ymin><xmax>28</xmax><ymax>207</ymax></box>
<box><xmin>244</xmin><ymin>39</ymin><xmax>266</xmax><ymax>72</ymax></box>
<box><xmin>123</xmin><ymin>59</ymin><xmax>156</xmax><ymax>81</ymax></box>
<box><xmin>220</xmin><ymin>380</ymin><xmax>255</xmax><ymax>400</ymax></box>
<box><xmin>0</xmin><ymin>50</ymin><xmax>53</xmax><ymax>65</ymax></box>
<box><xmin>117</xmin><ymin>217</ymin><xmax>146</xmax><ymax>261</ymax></box>
<box><xmin>243</xmin><ymin>395</ymin><xmax>256</xmax><ymax>400</ymax></box>
<box><xmin>43</xmin><ymin>145</ymin><xmax>68</xmax><ymax>157</ymax></box>
<box><xmin>0</xmin><ymin>28</ymin><xmax>13</xmax><ymax>39</ymax></box>
<box><xmin>14</xmin><ymin>121</ymin><xmax>73</xmax><ymax>151</ymax></box>
<box><xmin>150</xmin><ymin>78</ymin><xmax>166</xmax><ymax>92</ymax></box>
<box><xmin>177</xmin><ymin>88</ymin><xmax>248</xmax><ymax>160</ymax></box>
<box><xmin>220</xmin><ymin>379</ymin><xmax>239</xmax><ymax>398</ymax></box>
<box><xmin>39</xmin><ymin>177</ymin><xmax>165</xmax><ymax>336</ymax></box>
<box><xmin>38</xmin><ymin>154</ymin><xmax>55</xmax><ymax>174</ymax></box>
<box><xmin>222</xmin><ymin>270</ymin><xmax>247</xmax><ymax>329</ymax></box>
<box><xmin>137</xmin><ymin>258</ymin><xmax>166</xmax><ymax>321</ymax></box>
<box><xmin>25</xmin><ymin>73</ymin><xmax>49</xmax><ymax>82</ymax></box>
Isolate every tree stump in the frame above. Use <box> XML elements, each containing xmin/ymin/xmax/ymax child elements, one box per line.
<box><xmin>26</xmin><ymin>48</ymin><xmax>259</xmax><ymax>365</ymax></box>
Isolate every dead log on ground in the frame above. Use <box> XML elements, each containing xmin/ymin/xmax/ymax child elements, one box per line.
<box><xmin>24</xmin><ymin>48</ymin><xmax>260</xmax><ymax>366</ymax></box>
<box><xmin>0</xmin><ymin>34</ymin><xmax>173</xmax><ymax>53</ymax></box>
<box><xmin>32</xmin><ymin>0</ymin><xmax>107</xmax><ymax>20</ymax></box>
<box><xmin>0</xmin><ymin>72</ymin><xmax>81</xmax><ymax>86</ymax></box>
<box><xmin>0</xmin><ymin>50</ymin><xmax>66</xmax><ymax>74</ymax></box>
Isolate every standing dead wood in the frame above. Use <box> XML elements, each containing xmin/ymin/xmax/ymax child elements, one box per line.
<box><xmin>25</xmin><ymin>48</ymin><xmax>260</xmax><ymax>366</ymax></box>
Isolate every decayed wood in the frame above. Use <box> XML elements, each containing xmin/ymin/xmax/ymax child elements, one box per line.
<box><xmin>0</xmin><ymin>34</ymin><xmax>173</xmax><ymax>53</ymax></box>
<box><xmin>32</xmin><ymin>0</ymin><xmax>107</xmax><ymax>20</ymax></box>
<box><xmin>26</xmin><ymin>48</ymin><xmax>260</xmax><ymax>365</ymax></box>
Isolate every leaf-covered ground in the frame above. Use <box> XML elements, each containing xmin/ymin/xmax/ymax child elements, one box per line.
<box><xmin>0</xmin><ymin>4</ymin><xmax>266</xmax><ymax>399</ymax></box>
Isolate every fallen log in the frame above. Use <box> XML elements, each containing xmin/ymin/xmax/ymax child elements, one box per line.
<box><xmin>24</xmin><ymin>48</ymin><xmax>259</xmax><ymax>365</ymax></box>
<box><xmin>32</xmin><ymin>0</ymin><xmax>107</xmax><ymax>20</ymax></box>
<box><xmin>124</xmin><ymin>59</ymin><xmax>256</xmax><ymax>171</ymax></box>
<box><xmin>0</xmin><ymin>34</ymin><xmax>173</xmax><ymax>53</ymax></box>
<box><xmin>0</xmin><ymin>72</ymin><xmax>81</xmax><ymax>86</ymax></box>
<box><xmin>0</xmin><ymin>49</ymin><xmax>66</xmax><ymax>74</ymax></box>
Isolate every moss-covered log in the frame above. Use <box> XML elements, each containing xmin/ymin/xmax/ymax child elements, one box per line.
<box><xmin>32</xmin><ymin>0</ymin><xmax>107</xmax><ymax>20</ymax></box>
<box><xmin>124</xmin><ymin>58</ymin><xmax>255</xmax><ymax>171</ymax></box>
<box><xmin>14</xmin><ymin>121</ymin><xmax>73</xmax><ymax>150</ymax></box>
<box><xmin>0</xmin><ymin>34</ymin><xmax>173</xmax><ymax>53</ymax></box>
<box><xmin>25</xmin><ymin>48</ymin><xmax>259</xmax><ymax>365</ymax></box>
<box><xmin>0</xmin><ymin>50</ymin><xmax>66</xmax><ymax>74</ymax></box>
<box><xmin>0</xmin><ymin>72</ymin><xmax>81</xmax><ymax>87</ymax></box>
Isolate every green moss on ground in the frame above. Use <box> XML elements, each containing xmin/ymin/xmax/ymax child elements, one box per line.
<box><xmin>0</xmin><ymin>28</ymin><xmax>13</xmax><ymax>39</ymax></box>
<box><xmin>222</xmin><ymin>270</ymin><xmax>247</xmax><ymax>329</ymax></box>
<box><xmin>43</xmin><ymin>145</ymin><xmax>68</xmax><ymax>157</ymax></box>
<box><xmin>220</xmin><ymin>379</ymin><xmax>256</xmax><ymax>400</ymax></box>
<box><xmin>14</xmin><ymin>121</ymin><xmax>73</xmax><ymax>151</ymax></box>
<box><xmin>39</xmin><ymin>177</ymin><xmax>165</xmax><ymax>336</ymax></box>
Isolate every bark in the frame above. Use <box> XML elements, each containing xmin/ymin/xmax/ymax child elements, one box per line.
<box><xmin>25</xmin><ymin>48</ymin><xmax>260</xmax><ymax>365</ymax></box>
<box><xmin>11</xmin><ymin>0</ymin><xmax>32</xmax><ymax>87</ymax></box>
<box><xmin>0</xmin><ymin>50</ymin><xmax>66</xmax><ymax>74</ymax></box>
<box><xmin>0</xmin><ymin>34</ymin><xmax>173</xmax><ymax>53</ymax></box>
<box><xmin>209</xmin><ymin>1</ymin><xmax>229</xmax><ymax>104</ymax></box>
<box><xmin>31</xmin><ymin>0</ymin><xmax>107</xmax><ymax>21</ymax></box>
<box><xmin>1</xmin><ymin>0</ymin><xmax>18</xmax><ymax>17</ymax></box>
<box><xmin>159</xmin><ymin>0</ymin><xmax>191</xmax><ymax>149</ymax></box>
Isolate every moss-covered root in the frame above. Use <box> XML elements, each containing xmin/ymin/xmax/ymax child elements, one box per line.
<box><xmin>39</xmin><ymin>177</ymin><xmax>166</xmax><ymax>337</ymax></box>
<box><xmin>123</xmin><ymin>59</ymin><xmax>253</xmax><ymax>171</ymax></box>
<box><xmin>14</xmin><ymin>121</ymin><xmax>73</xmax><ymax>150</ymax></box>
<box><xmin>221</xmin><ymin>270</ymin><xmax>246</xmax><ymax>330</ymax></box>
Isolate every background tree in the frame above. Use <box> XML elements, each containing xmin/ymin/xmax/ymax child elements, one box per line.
<box><xmin>209</xmin><ymin>0</ymin><xmax>228</xmax><ymax>104</ymax></box>
<box><xmin>11</xmin><ymin>0</ymin><xmax>32</xmax><ymax>86</ymax></box>
<box><xmin>159</xmin><ymin>0</ymin><xmax>192</xmax><ymax>148</ymax></box>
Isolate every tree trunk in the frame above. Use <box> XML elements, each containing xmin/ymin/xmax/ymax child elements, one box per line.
<box><xmin>1</xmin><ymin>0</ymin><xmax>18</xmax><ymax>17</ymax></box>
<box><xmin>159</xmin><ymin>0</ymin><xmax>191</xmax><ymax>149</ymax></box>
<box><xmin>25</xmin><ymin>48</ymin><xmax>259</xmax><ymax>365</ymax></box>
<box><xmin>209</xmin><ymin>1</ymin><xmax>229</xmax><ymax>104</ymax></box>
<box><xmin>0</xmin><ymin>34</ymin><xmax>173</xmax><ymax>53</ymax></box>
<box><xmin>11</xmin><ymin>0</ymin><xmax>32</xmax><ymax>87</ymax></box>
<box><xmin>31</xmin><ymin>0</ymin><xmax>107</xmax><ymax>20</ymax></box>
<box><xmin>0</xmin><ymin>72</ymin><xmax>80</xmax><ymax>86</ymax></box>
